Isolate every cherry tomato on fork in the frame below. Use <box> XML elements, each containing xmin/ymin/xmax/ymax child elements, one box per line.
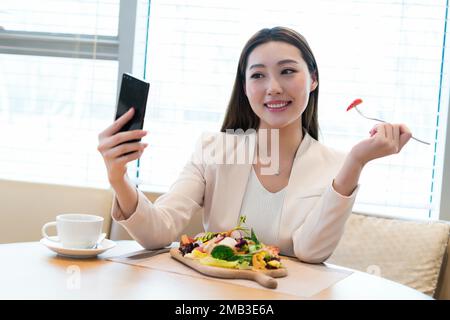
<box><xmin>346</xmin><ymin>98</ymin><xmax>363</xmax><ymax>111</ymax></box>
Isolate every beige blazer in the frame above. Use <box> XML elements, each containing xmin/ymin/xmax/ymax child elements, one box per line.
<box><xmin>112</xmin><ymin>131</ymin><xmax>359</xmax><ymax>263</ymax></box>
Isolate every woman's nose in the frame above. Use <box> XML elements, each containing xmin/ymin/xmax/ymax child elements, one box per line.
<box><xmin>267</xmin><ymin>78</ymin><xmax>283</xmax><ymax>95</ymax></box>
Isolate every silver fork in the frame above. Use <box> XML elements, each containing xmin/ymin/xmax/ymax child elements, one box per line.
<box><xmin>354</xmin><ymin>106</ymin><xmax>431</xmax><ymax>145</ymax></box>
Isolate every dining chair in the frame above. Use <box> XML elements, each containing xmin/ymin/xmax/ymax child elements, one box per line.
<box><xmin>326</xmin><ymin>212</ymin><xmax>450</xmax><ymax>298</ymax></box>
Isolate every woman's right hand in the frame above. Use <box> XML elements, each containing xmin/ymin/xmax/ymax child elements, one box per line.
<box><xmin>97</xmin><ymin>108</ymin><xmax>148</xmax><ymax>184</ymax></box>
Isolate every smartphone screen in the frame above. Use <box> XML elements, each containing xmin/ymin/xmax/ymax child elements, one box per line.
<box><xmin>115</xmin><ymin>73</ymin><xmax>150</xmax><ymax>137</ymax></box>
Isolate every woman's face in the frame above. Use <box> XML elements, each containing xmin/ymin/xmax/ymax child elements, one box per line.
<box><xmin>245</xmin><ymin>41</ymin><xmax>317</xmax><ymax>130</ymax></box>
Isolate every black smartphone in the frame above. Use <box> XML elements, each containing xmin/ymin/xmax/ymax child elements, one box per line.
<box><xmin>114</xmin><ymin>73</ymin><xmax>150</xmax><ymax>141</ymax></box>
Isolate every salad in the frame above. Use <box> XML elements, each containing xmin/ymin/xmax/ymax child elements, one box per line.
<box><xmin>178</xmin><ymin>216</ymin><xmax>283</xmax><ymax>271</ymax></box>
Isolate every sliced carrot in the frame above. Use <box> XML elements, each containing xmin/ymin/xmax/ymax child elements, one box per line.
<box><xmin>181</xmin><ymin>234</ymin><xmax>194</xmax><ymax>246</ymax></box>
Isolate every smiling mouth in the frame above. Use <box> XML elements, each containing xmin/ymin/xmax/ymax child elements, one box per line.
<box><xmin>264</xmin><ymin>101</ymin><xmax>292</xmax><ymax>112</ymax></box>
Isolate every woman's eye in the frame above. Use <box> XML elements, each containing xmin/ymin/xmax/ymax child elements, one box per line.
<box><xmin>282</xmin><ymin>69</ymin><xmax>296</xmax><ymax>75</ymax></box>
<box><xmin>250</xmin><ymin>73</ymin><xmax>263</xmax><ymax>79</ymax></box>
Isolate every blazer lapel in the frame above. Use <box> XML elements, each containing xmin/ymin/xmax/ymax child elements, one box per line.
<box><xmin>283</xmin><ymin>132</ymin><xmax>314</xmax><ymax>204</ymax></box>
<box><xmin>210</xmin><ymin>133</ymin><xmax>256</xmax><ymax>231</ymax></box>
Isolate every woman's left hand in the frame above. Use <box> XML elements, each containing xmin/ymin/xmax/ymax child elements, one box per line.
<box><xmin>349</xmin><ymin>123</ymin><xmax>412</xmax><ymax>167</ymax></box>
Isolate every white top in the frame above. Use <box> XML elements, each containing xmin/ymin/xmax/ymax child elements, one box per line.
<box><xmin>239</xmin><ymin>167</ymin><xmax>287</xmax><ymax>245</ymax></box>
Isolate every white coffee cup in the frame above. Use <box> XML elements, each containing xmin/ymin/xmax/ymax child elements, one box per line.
<box><xmin>41</xmin><ymin>214</ymin><xmax>104</xmax><ymax>249</ymax></box>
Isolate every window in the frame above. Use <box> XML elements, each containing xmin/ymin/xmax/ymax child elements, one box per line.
<box><xmin>1</xmin><ymin>0</ymin><xmax>448</xmax><ymax>220</ymax></box>
<box><xmin>137</xmin><ymin>0</ymin><xmax>449</xmax><ymax>219</ymax></box>
<box><xmin>0</xmin><ymin>0</ymin><xmax>121</xmax><ymax>188</ymax></box>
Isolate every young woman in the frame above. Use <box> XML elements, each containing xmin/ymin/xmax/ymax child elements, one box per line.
<box><xmin>97</xmin><ymin>27</ymin><xmax>411</xmax><ymax>263</ymax></box>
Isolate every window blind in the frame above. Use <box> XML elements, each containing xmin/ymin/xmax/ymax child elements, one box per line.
<box><xmin>0</xmin><ymin>0</ymin><xmax>120</xmax><ymax>188</ymax></box>
<box><xmin>136</xmin><ymin>0</ymin><xmax>449</xmax><ymax>219</ymax></box>
<box><xmin>0</xmin><ymin>0</ymin><xmax>119</xmax><ymax>35</ymax></box>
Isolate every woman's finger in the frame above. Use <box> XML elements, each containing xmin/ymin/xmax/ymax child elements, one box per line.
<box><xmin>116</xmin><ymin>150</ymin><xmax>144</xmax><ymax>165</ymax></box>
<box><xmin>100</xmin><ymin>130</ymin><xmax>147</xmax><ymax>151</ymax></box>
<box><xmin>104</xmin><ymin>142</ymin><xmax>148</xmax><ymax>159</ymax></box>
<box><xmin>384</xmin><ymin>123</ymin><xmax>393</xmax><ymax>141</ymax></box>
<box><xmin>393</xmin><ymin>124</ymin><xmax>400</xmax><ymax>152</ymax></box>
<box><xmin>399</xmin><ymin>124</ymin><xmax>412</xmax><ymax>150</ymax></box>
<box><xmin>369</xmin><ymin>125</ymin><xmax>378</xmax><ymax>137</ymax></box>
<box><xmin>374</xmin><ymin>123</ymin><xmax>386</xmax><ymax>139</ymax></box>
<box><xmin>99</xmin><ymin>107</ymin><xmax>135</xmax><ymax>139</ymax></box>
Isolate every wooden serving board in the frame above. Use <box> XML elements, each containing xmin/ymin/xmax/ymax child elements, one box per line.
<box><xmin>169</xmin><ymin>248</ymin><xmax>287</xmax><ymax>289</ymax></box>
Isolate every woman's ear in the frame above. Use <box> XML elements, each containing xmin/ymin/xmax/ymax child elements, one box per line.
<box><xmin>310</xmin><ymin>79</ymin><xmax>318</xmax><ymax>92</ymax></box>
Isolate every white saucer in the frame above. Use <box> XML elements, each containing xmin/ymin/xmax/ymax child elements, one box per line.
<box><xmin>40</xmin><ymin>236</ymin><xmax>116</xmax><ymax>258</ymax></box>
